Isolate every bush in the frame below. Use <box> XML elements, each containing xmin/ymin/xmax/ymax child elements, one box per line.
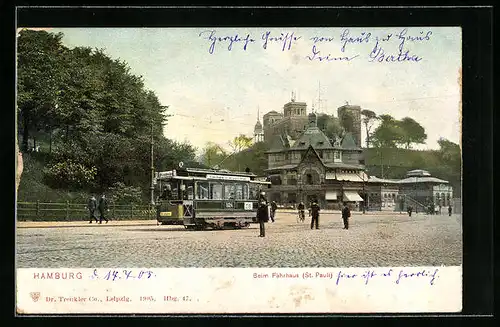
<box><xmin>43</xmin><ymin>159</ymin><xmax>97</xmax><ymax>189</ymax></box>
<box><xmin>108</xmin><ymin>182</ymin><xmax>143</xmax><ymax>204</ymax></box>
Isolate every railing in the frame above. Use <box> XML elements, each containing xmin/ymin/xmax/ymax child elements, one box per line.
<box><xmin>16</xmin><ymin>201</ymin><xmax>156</xmax><ymax>221</ymax></box>
<box><xmin>398</xmin><ymin>195</ymin><xmax>428</xmax><ymax>213</ymax></box>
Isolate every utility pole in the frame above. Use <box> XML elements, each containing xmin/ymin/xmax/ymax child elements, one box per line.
<box><xmin>150</xmin><ymin>120</ymin><xmax>155</xmax><ymax>206</ymax></box>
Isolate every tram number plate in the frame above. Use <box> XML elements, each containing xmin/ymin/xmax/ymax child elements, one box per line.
<box><xmin>160</xmin><ymin>211</ymin><xmax>172</xmax><ymax>217</ymax></box>
<box><xmin>244</xmin><ymin>202</ymin><xmax>253</xmax><ymax>210</ymax></box>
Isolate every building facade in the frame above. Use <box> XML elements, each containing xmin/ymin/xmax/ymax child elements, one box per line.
<box><xmin>366</xmin><ymin>169</ymin><xmax>454</xmax><ymax>212</ymax></box>
<box><xmin>265</xmin><ymin>112</ymin><xmax>368</xmax><ymax>209</ymax></box>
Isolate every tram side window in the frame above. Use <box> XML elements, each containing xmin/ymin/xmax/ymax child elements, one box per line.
<box><xmin>242</xmin><ymin>184</ymin><xmax>250</xmax><ymax>200</ymax></box>
<box><xmin>196</xmin><ymin>182</ymin><xmax>210</xmax><ymax>200</ymax></box>
<box><xmin>210</xmin><ymin>182</ymin><xmax>223</xmax><ymax>200</ymax></box>
<box><xmin>234</xmin><ymin>184</ymin><xmax>244</xmax><ymax>200</ymax></box>
<box><xmin>185</xmin><ymin>184</ymin><xmax>194</xmax><ymax>200</ymax></box>
<box><xmin>250</xmin><ymin>184</ymin><xmax>260</xmax><ymax>200</ymax></box>
<box><xmin>224</xmin><ymin>183</ymin><xmax>236</xmax><ymax>200</ymax></box>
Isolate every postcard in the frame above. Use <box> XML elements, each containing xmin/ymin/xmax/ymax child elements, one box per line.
<box><xmin>15</xmin><ymin>23</ymin><xmax>462</xmax><ymax>314</ymax></box>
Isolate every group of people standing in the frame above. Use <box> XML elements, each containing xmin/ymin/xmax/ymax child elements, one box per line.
<box><xmin>256</xmin><ymin>193</ymin><xmax>352</xmax><ymax>237</ymax></box>
<box><xmin>407</xmin><ymin>204</ymin><xmax>453</xmax><ymax>217</ymax></box>
<box><xmin>88</xmin><ymin>194</ymin><xmax>109</xmax><ymax>224</ymax></box>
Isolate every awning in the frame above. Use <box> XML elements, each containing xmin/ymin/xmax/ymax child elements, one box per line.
<box><xmin>343</xmin><ymin>192</ymin><xmax>364</xmax><ymax>202</ymax></box>
<box><xmin>325</xmin><ymin>173</ymin><xmax>336</xmax><ymax>180</ymax></box>
<box><xmin>325</xmin><ymin>191</ymin><xmax>339</xmax><ymax>200</ymax></box>
<box><xmin>326</xmin><ymin>173</ymin><xmax>367</xmax><ymax>182</ymax></box>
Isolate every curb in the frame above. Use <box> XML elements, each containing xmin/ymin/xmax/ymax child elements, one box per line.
<box><xmin>16</xmin><ymin>220</ymin><xmax>158</xmax><ymax>229</ymax></box>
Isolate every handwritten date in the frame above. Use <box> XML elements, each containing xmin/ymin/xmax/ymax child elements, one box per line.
<box><xmin>90</xmin><ymin>269</ymin><xmax>155</xmax><ymax>281</ymax></box>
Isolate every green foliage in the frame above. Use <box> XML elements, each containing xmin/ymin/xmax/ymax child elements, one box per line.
<box><xmin>399</xmin><ymin>117</ymin><xmax>427</xmax><ymax>149</ymax></box>
<box><xmin>155</xmin><ymin>138</ymin><xmax>198</xmax><ymax>171</ymax></box>
<box><xmin>316</xmin><ymin>113</ymin><xmax>343</xmax><ymax>139</ymax></box>
<box><xmin>16</xmin><ymin>30</ymin><xmax>195</xmax><ymax>203</ymax></box>
<box><xmin>18</xmin><ymin>152</ymin><xmax>90</xmax><ymax>203</ymax></box>
<box><xmin>364</xmin><ymin>146</ymin><xmax>461</xmax><ymax>196</ymax></box>
<box><xmin>228</xmin><ymin>134</ymin><xmax>253</xmax><ymax>153</ymax></box>
<box><xmin>371</xmin><ymin>115</ymin><xmax>427</xmax><ymax>149</ymax></box>
<box><xmin>108</xmin><ymin>182</ymin><xmax>143</xmax><ymax>204</ymax></box>
<box><xmin>222</xmin><ymin>142</ymin><xmax>269</xmax><ymax>175</ymax></box>
<box><xmin>17</xmin><ymin>30</ymin><xmax>67</xmax><ymax>151</ymax></box>
<box><xmin>361</xmin><ymin>109</ymin><xmax>377</xmax><ymax>148</ymax></box>
<box><xmin>200</xmin><ymin>142</ymin><xmax>228</xmax><ymax>168</ymax></box>
<box><xmin>43</xmin><ymin>160</ymin><xmax>97</xmax><ymax>189</ymax></box>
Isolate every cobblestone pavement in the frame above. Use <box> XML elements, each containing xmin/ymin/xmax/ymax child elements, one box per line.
<box><xmin>16</xmin><ymin>212</ymin><xmax>462</xmax><ymax>268</ymax></box>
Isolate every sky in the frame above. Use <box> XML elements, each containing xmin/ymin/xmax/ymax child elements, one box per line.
<box><xmin>23</xmin><ymin>27</ymin><xmax>461</xmax><ymax>153</ymax></box>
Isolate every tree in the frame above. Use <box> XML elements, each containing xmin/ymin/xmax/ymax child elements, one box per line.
<box><xmin>200</xmin><ymin>142</ymin><xmax>227</xmax><ymax>167</ymax></box>
<box><xmin>361</xmin><ymin>109</ymin><xmax>377</xmax><ymax>148</ymax></box>
<box><xmin>228</xmin><ymin>134</ymin><xmax>253</xmax><ymax>153</ymax></box>
<box><xmin>437</xmin><ymin>138</ymin><xmax>461</xmax><ymax>169</ymax></box>
<box><xmin>224</xmin><ymin>141</ymin><xmax>269</xmax><ymax>175</ymax></box>
<box><xmin>17</xmin><ymin>30</ymin><xmax>67</xmax><ymax>151</ymax></box>
<box><xmin>155</xmin><ymin>138</ymin><xmax>198</xmax><ymax>172</ymax></box>
<box><xmin>398</xmin><ymin>117</ymin><xmax>427</xmax><ymax>149</ymax></box>
<box><xmin>371</xmin><ymin>115</ymin><xmax>405</xmax><ymax>148</ymax></box>
<box><xmin>316</xmin><ymin>113</ymin><xmax>343</xmax><ymax>140</ymax></box>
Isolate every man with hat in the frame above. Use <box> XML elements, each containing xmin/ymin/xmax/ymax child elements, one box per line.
<box><xmin>309</xmin><ymin>197</ymin><xmax>320</xmax><ymax>230</ymax></box>
<box><xmin>257</xmin><ymin>191</ymin><xmax>269</xmax><ymax>237</ymax></box>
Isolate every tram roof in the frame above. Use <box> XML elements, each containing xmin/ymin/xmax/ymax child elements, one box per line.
<box><xmin>155</xmin><ymin>167</ymin><xmax>258</xmax><ymax>180</ymax></box>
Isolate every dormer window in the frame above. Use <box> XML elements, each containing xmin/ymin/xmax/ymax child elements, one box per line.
<box><xmin>317</xmin><ymin>141</ymin><xmax>324</xmax><ymax>146</ymax></box>
<box><xmin>299</xmin><ymin>142</ymin><xmax>306</xmax><ymax>146</ymax></box>
<box><xmin>334</xmin><ymin>151</ymin><xmax>341</xmax><ymax>163</ymax></box>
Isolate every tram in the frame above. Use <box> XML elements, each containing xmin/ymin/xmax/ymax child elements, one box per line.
<box><xmin>154</xmin><ymin>163</ymin><xmax>271</xmax><ymax>230</ymax></box>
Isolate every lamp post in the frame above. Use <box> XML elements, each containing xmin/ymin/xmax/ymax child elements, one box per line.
<box><xmin>150</xmin><ymin>120</ymin><xmax>155</xmax><ymax>206</ymax></box>
<box><xmin>354</xmin><ymin>170</ymin><xmax>366</xmax><ymax>214</ymax></box>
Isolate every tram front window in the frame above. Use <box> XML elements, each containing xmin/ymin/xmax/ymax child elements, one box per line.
<box><xmin>160</xmin><ymin>182</ymin><xmax>180</xmax><ymax>200</ymax></box>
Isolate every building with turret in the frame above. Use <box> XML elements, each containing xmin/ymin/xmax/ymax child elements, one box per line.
<box><xmin>263</xmin><ymin>97</ymin><xmax>309</xmax><ymax>142</ymax></box>
<box><xmin>265</xmin><ymin>111</ymin><xmax>367</xmax><ymax>209</ymax></box>
<box><xmin>253</xmin><ymin>108</ymin><xmax>264</xmax><ymax>143</ymax></box>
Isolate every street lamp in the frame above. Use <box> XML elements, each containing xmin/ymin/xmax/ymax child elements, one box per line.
<box><xmin>354</xmin><ymin>170</ymin><xmax>366</xmax><ymax>214</ymax></box>
<box><xmin>150</xmin><ymin>120</ymin><xmax>155</xmax><ymax>206</ymax></box>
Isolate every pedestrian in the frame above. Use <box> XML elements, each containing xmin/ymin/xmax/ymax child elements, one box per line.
<box><xmin>407</xmin><ymin>205</ymin><xmax>413</xmax><ymax>217</ymax></box>
<box><xmin>270</xmin><ymin>201</ymin><xmax>277</xmax><ymax>223</ymax></box>
<box><xmin>297</xmin><ymin>201</ymin><xmax>305</xmax><ymax>222</ymax></box>
<box><xmin>448</xmin><ymin>205</ymin><xmax>452</xmax><ymax>216</ymax></box>
<box><xmin>98</xmin><ymin>194</ymin><xmax>109</xmax><ymax>224</ymax></box>
<box><xmin>342</xmin><ymin>202</ymin><xmax>351</xmax><ymax>230</ymax></box>
<box><xmin>309</xmin><ymin>198</ymin><xmax>320</xmax><ymax>229</ymax></box>
<box><xmin>88</xmin><ymin>195</ymin><xmax>99</xmax><ymax>224</ymax></box>
<box><xmin>257</xmin><ymin>192</ymin><xmax>269</xmax><ymax>237</ymax></box>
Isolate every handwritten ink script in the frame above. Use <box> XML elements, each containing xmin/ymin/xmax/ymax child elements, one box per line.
<box><xmin>253</xmin><ymin>267</ymin><xmax>440</xmax><ymax>286</ymax></box>
<box><xmin>198</xmin><ymin>28</ymin><xmax>433</xmax><ymax>63</ymax></box>
<box><xmin>90</xmin><ymin>269</ymin><xmax>156</xmax><ymax>281</ymax></box>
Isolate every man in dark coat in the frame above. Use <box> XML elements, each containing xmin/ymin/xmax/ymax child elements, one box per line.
<box><xmin>407</xmin><ymin>205</ymin><xmax>413</xmax><ymax>217</ymax></box>
<box><xmin>257</xmin><ymin>192</ymin><xmax>269</xmax><ymax>237</ymax></box>
<box><xmin>270</xmin><ymin>201</ymin><xmax>277</xmax><ymax>223</ymax></box>
<box><xmin>98</xmin><ymin>194</ymin><xmax>109</xmax><ymax>224</ymax></box>
<box><xmin>88</xmin><ymin>195</ymin><xmax>99</xmax><ymax>223</ymax></box>
<box><xmin>448</xmin><ymin>205</ymin><xmax>452</xmax><ymax>216</ymax></box>
<box><xmin>342</xmin><ymin>202</ymin><xmax>351</xmax><ymax>230</ymax></box>
<box><xmin>309</xmin><ymin>198</ymin><xmax>320</xmax><ymax>230</ymax></box>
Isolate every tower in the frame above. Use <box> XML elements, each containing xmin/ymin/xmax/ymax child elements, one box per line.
<box><xmin>253</xmin><ymin>107</ymin><xmax>264</xmax><ymax>143</ymax></box>
<box><xmin>337</xmin><ymin>104</ymin><xmax>362</xmax><ymax>148</ymax></box>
